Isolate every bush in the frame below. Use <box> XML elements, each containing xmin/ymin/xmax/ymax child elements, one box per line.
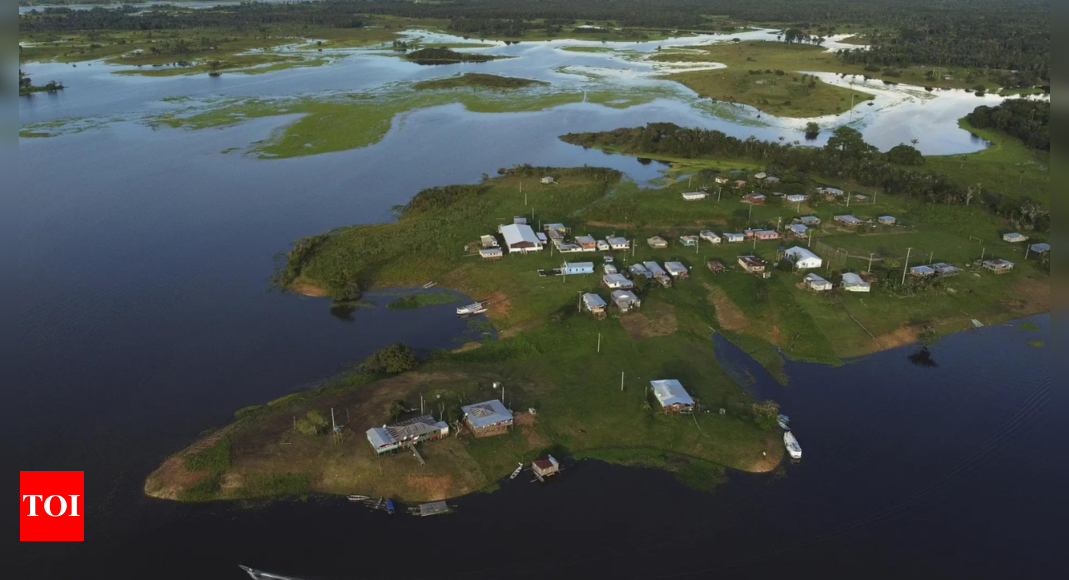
<box><xmin>183</xmin><ymin>437</ymin><xmax>231</xmax><ymax>473</ymax></box>
<box><xmin>362</xmin><ymin>343</ymin><xmax>417</xmax><ymax>374</ymax></box>
<box><xmin>296</xmin><ymin>410</ymin><xmax>330</xmax><ymax>435</ymax></box>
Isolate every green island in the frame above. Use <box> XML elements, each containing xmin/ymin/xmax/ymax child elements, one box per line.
<box><xmin>402</xmin><ymin>47</ymin><xmax>505</xmax><ymax>65</ymax></box>
<box><xmin>18</xmin><ymin>69</ymin><xmax>64</xmax><ymax>96</ymax></box>
<box><xmin>413</xmin><ymin>73</ymin><xmax>548</xmax><ymax>91</ymax></box>
<box><xmin>147</xmin><ymin>108</ymin><xmax>1048</xmax><ymax>502</ymax></box>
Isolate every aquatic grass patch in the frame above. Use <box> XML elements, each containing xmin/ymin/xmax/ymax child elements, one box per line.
<box><xmin>386</xmin><ymin>292</ymin><xmax>461</xmax><ymax>310</ymax></box>
<box><xmin>413</xmin><ymin>73</ymin><xmax>548</xmax><ymax>91</ymax></box>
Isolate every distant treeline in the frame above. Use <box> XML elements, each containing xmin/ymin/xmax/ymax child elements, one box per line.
<box><xmin>20</xmin><ymin>0</ymin><xmax>1049</xmax><ymax>79</ymax></box>
<box><xmin>966</xmin><ymin>100</ymin><xmax>1049</xmax><ymax>152</ymax></box>
<box><xmin>561</xmin><ymin>123</ymin><xmax>1048</xmax><ymax>233</ymax></box>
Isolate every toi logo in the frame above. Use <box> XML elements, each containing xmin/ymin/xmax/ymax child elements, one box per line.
<box><xmin>20</xmin><ymin>471</ymin><xmax>84</xmax><ymax>542</ymax></box>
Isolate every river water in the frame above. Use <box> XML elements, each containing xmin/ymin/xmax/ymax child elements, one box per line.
<box><xmin>18</xmin><ymin>29</ymin><xmax>1051</xmax><ymax>579</ymax></box>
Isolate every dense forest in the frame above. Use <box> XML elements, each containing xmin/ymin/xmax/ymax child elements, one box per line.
<box><xmin>966</xmin><ymin>101</ymin><xmax>1049</xmax><ymax>152</ymax></box>
<box><xmin>561</xmin><ymin>123</ymin><xmax>1048</xmax><ymax>233</ymax></box>
<box><xmin>19</xmin><ymin>0</ymin><xmax>1049</xmax><ymax>81</ymax></box>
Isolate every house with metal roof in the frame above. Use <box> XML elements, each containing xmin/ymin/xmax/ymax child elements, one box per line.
<box><xmin>841</xmin><ymin>273</ymin><xmax>871</xmax><ymax>293</ymax></box>
<box><xmin>682</xmin><ymin>191</ymin><xmax>708</xmax><ymax>201</ymax></box>
<box><xmin>799</xmin><ymin>216</ymin><xmax>822</xmax><ymax>226</ymax></box>
<box><xmin>931</xmin><ymin>263</ymin><xmax>962</xmax><ymax>277</ymax></box>
<box><xmin>562</xmin><ymin>262</ymin><xmax>595</xmax><ymax>276</ymax></box>
<box><xmin>606</xmin><ymin>237</ymin><xmax>630</xmax><ymax>251</ymax></box>
<box><xmin>480</xmin><ymin>235</ymin><xmax>499</xmax><ymax>248</ymax></box>
<box><xmin>707</xmin><ymin>260</ymin><xmax>726</xmax><ymax>273</ymax></box>
<box><xmin>764</xmin><ymin>176</ymin><xmax>781</xmax><ymax>184</ymax></box>
<box><xmin>665</xmin><ymin>262</ymin><xmax>689</xmax><ymax>279</ymax></box>
<box><xmin>1030</xmin><ymin>243</ymin><xmax>1050</xmax><ymax>254</ymax></box>
<box><xmin>743</xmin><ymin>193</ymin><xmax>766</xmax><ymax>205</ymax></box>
<box><xmin>878</xmin><ymin>216</ymin><xmax>897</xmax><ymax>226</ymax></box>
<box><xmin>479</xmin><ymin>248</ymin><xmax>503</xmax><ymax>260</ymax></box>
<box><xmin>1002</xmin><ymin>233</ymin><xmax>1028</xmax><ymax>243</ymax></box>
<box><xmin>754</xmin><ymin>172</ymin><xmax>767</xmax><ymax>180</ymax></box>
<box><xmin>603</xmin><ymin>273</ymin><xmax>634</xmax><ymax>289</ymax></box>
<box><xmin>544</xmin><ymin>223</ymin><xmax>569</xmax><ymax>239</ymax></box>
<box><xmin>788</xmin><ymin>223</ymin><xmax>809</xmax><ymax>237</ymax></box>
<box><xmin>700</xmin><ymin>231</ymin><xmax>721</xmax><ymax>244</ymax></box>
<box><xmin>803</xmin><ymin>273</ymin><xmax>833</xmax><ymax>292</ymax></box>
<box><xmin>755</xmin><ymin>230</ymin><xmax>780</xmax><ymax>241</ymax></box>
<box><xmin>785</xmin><ymin>194</ymin><xmax>808</xmax><ymax>203</ymax></box>
<box><xmin>724</xmin><ymin>233</ymin><xmax>746</xmax><ymax>243</ymax></box>
<box><xmin>982</xmin><ymin>259</ymin><xmax>1015</xmax><ymax>274</ymax></box>
<box><xmin>644</xmin><ymin>261</ymin><xmax>667</xmax><ymax>279</ymax></box>
<box><xmin>582</xmin><ymin>293</ymin><xmax>607</xmax><ymax>316</ymax></box>
<box><xmin>680</xmin><ymin>235</ymin><xmax>699</xmax><ymax>247</ymax></box>
<box><xmin>574</xmin><ymin>235</ymin><xmax>597</xmax><ymax>251</ymax></box>
<box><xmin>498</xmin><ymin>223</ymin><xmax>544</xmax><ymax>254</ymax></box>
<box><xmin>650</xmin><ymin>380</ymin><xmax>696</xmax><ymax>414</ymax></box>
<box><xmin>647</xmin><ymin>236</ymin><xmax>669</xmax><ymax>249</ymax></box>
<box><xmin>462</xmin><ymin>400</ymin><xmax>514</xmax><ymax>438</ymax></box>
<box><xmin>835</xmin><ymin>215</ymin><xmax>864</xmax><ymax>227</ymax></box>
<box><xmin>738</xmin><ymin>255</ymin><xmax>767</xmax><ymax>274</ymax></box>
<box><xmin>367</xmin><ymin>415</ymin><xmax>449</xmax><ymax>455</ymax></box>
<box><xmin>603</xmin><ymin>263</ymin><xmax>618</xmax><ymax>275</ymax></box>
<box><xmin>910</xmin><ymin>265</ymin><xmax>936</xmax><ymax>278</ymax></box>
<box><xmin>611</xmin><ymin>290</ymin><xmax>642</xmax><ymax>313</ymax></box>
<box><xmin>532</xmin><ymin>456</ymin><xmax>561</xmax><ymax>479</ymax></box>
<box><xmin>629</xmin><ymin>263</ymin><xmax>653</xmax><ymax>279</ymax></box>
<box><xmin>785</xmin><ymin>247</ymin><xmax>822</xmax><ymax>269</ymax></box>
<box><xmin>818</xmin><ymin>186</ymin><xmax>845</xmax><ymax>196</ymax></box>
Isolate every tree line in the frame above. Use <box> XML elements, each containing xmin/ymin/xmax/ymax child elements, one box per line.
<box><xmin>560</xmin><ymin>123</ymin><xmax>1048</xmax><ymax>233</ymax></box>
<box><xmin>966</xmin><ymin>100</ymin><xmax>1049</xmax><ymax>152</ymax></box>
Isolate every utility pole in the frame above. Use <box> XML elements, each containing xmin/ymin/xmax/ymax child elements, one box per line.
<box><xmin>868</xmin><ymin>253</ymin><xmax>875</xmax><ymax>273</ymax></box>
<box><xmin>632</xmin><ymin>240</ymin><xmax>636</xmax><ymax>258</ymax></box>
<box><xmin>748</xmin><ymin>203</ymin><xmax>754</xmax><ymax>222</ymax></box>
<box><xmin>980</xmin><ymin>247</ymin><xmax>986</xmax><ymax>262</ymax></box>
<box><xmin>808</xmin><ymin>230</ymin><xmax>813</xmax><ymax>248</ymax></box>
<box><xmin>420</xmin><ymin>394</ymin><xmax>424</xmax><ymax>415</ymax></box>
<box><xmin>929</xmin><ymin>251</ymin><xmax>934</xmax><ymax>265</ymax></box>
<box><xmin>577</xmin><ymin>291</ymin><xmax>582</xmax><ymax>313</ymax></box>
<box><xmin>621</xmin><ymin>372</ymin><xmax>625</xmax><ymax>392</ymax></box>
<box><xmin>901</xmin><ymin>247</ymin><xmax>912</xmax><ymax>285</ymax></box>
<box><xmin>597</xmin><ymin>333</ymin><xmax>602</xmax><ymax>353</ymax></box>
<box><xmin>718</xmin><ymin>187</ymin><xmax>723</xmax><ymax>202</ymax></box>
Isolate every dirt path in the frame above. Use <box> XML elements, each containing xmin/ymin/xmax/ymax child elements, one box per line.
<box><xmin>705</xmin><ymin>283</ymin><xmax>749</xmax><ymax>332</ymax></box>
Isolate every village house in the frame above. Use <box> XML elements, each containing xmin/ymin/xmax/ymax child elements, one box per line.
<box><xmin>682</xmin><ymin>191</ymin><xmax>709</xmax><ymax>201</ymax></box>
<box><xmin>498</xmin><ymin>223</ymin><xmax>544</xmax><ymax>254</ymax></box>
<box><xmin>804</xmin><ymin>273</ymin><xmax>834</xmax><ymax>292</ymax></box>
<box><xmin>582</xmin><ymin>293</ymin><xmax>607</xmax><ymax>317</ymax></box>
<box><xmin>1030</xmin><ymin>243</ymin><xmax>1050</xmax><ymax>255</ymax></box>
<box><xmin>738</xmin><ymin>255</ymin><xmax>767</xmax><ymax>274</ymax></box>
<box><xmin>817</xmin><ymin>186</ymin><xmax>844</xmax><ymax>197</ymax></box>
<box><xmin>647</xmin><ymin>236</ymin><xmax>669</xmax><ymax>249</ymax></box>
<box><xmin>764</xmin><ymin>176</ymin><xmax>781</xmax><ymax>184</ymax></box>
<box><xmin>707</xmin><ymin>260</ymin><xmax>726</xmax><ymax>273</ymax></box>
<box><xmin>982</xmin><ymin>259</ymin><xmax>1015</xmax><ymax>274</ymax></box>
<box><xmin>574</xmin><ymin>235</ymin><xmax>597</xmax><ymax>251</ymax></box>
<box><xmin>715</xmin><ymin>177</ymin><xmax>730</xmax><ymax>185</ymax></box>
<box><xmin>603</xmin><ymin>263</ymin><xmax>618</xmax><ymax>275</ymax></box>
<box><xmin>910</xmin><ymin>265</ymin><xmax>936</xmax><ymax>278</ymax></box>
<box><xmin>562</xmin><ymin>262</ymin><xmax>595</xmax><ymax>276</ymax></box>
<box><xmin>644</xmin><ymin>261</ymin><xmax>668</xmax><ymax>280</ymax></box>
<box><xmin>841</xmin><ymin>272</ymin><xmax>871</xmax><ymax>293</ymax></box>
<box><xmin>462</xmin><ymin>400</ymin><xmax>514</xmax><ymax>438</ymax></box>
<box><xmin>596</xmin><ymin>240</ymin><xmax>611</xmax><ymax>252</ymax></box>
<box><xmin>878</xmin><ymin>216</ymin><xmax>897</xmax><ymax>226</ymax></box>
<box><xmin>480</xmin><ymin>235</ymin><xmax>499</xmax><ymax>248</ymax></box>
<box><xmin>724</xmin><ymin>233</ymin><xmax>746</xmax><ymax>243</ymax></box>
<box><xmin>734</xmin><ymin>180</ymin><xmax>749</xmax><ymax>189</ymax></box>
<box><xmin>787</xmin><ymin>224</ymin><xmax>809</xmax><ymax>237</ymax></box>
<box><xmin>931</xmin><ymin>263</ymin><xmax>962</xmax><ymax>277</ymax></box>
<box><xmin>532</xmin><ymin>456</ymin><xmax>561</xmax><ymax>479</ymax></box>
<box><xmin>700</xmin><ymin>230</ymin><xmax>721</xmax><ymax>244</ymax></box>
<box><xmin>665</xmin><ymin>262</ymin><xmax>689</xmax><ymax>279</ymax></box>
<box><xmin>754</xmin><ymin>172</ymin><xmax>767</xmax><ymax>180</ymax></box>
<box><xmin>607</xmin><ymin>237</ymin><xmax>630</xmax><ymax>251</ymax></box>
<box><xmin>544</xmin><ymin>223</ymin><xmax>569</xmax><ymax>240</ymax></box>
<box><xmin>479</xmin><ymin>248</ymin><xmax>504</xmax><ymax>260</ymax></box>
<box><xmin>366</xmin><ymin>415</ymin><xmax>450</xmax><ymax>456</ymax></box>
<box><xmin>650</xmin><ymin>380</ymin><xmax>696</xmax><ymax>414</ymax></box>
<box><xmin>611</xmin><ymin>290</ymin><xmax>642</xmax><ymax>313</ymax></box>
<box><xmin>785</xmin><ymin>194</ymin><xmax>808</xmax><ymax>204</ymax></box>
<box><xmin>540</xmin><ymin>176</ymin><xmax>555</xmax><ymax>185</ymax></box>
<box><xmin>680</xmin><ymin>235</ymin><xmax>699</xmax><ymax>247</ymax></box>
<box><xmin>742</xmin><ymin>193</ymin><xmax>766</xmax><ymax>205</ymax></box>
<box><xmin>629</xmin><ymin>263</ymin><xmax>653</xmax><ymax>280</ymax></box>
<box><xmin>834</xmin><ymin>215</ymin><xmax>864</xmax><ymax>227</ymax></box>
<box><xmin>755</xmin><ymin>230</ymin><xmax>781</xmax><ymax>241</ymax></box>
<box><xmin>785</xmin><ymin>247</ymin><xmax>823</xmax><ymax>269</ymax></box>
<box><xmin>603</xmin><ymin>273</ymin><xmax>634</xmax><ymax>289</ymax></box>
<box><xmin>854</xmin><ymin>194</ymin><xmax>868</xmax><ymax>202</ymax></box>
<box><xmin>1003</xmin><ymin>232</ymin><xmax>1028</xmax><ymax>243</ymax></box>
<box><xmin>799</xmin><ymin>216</ymin><xmax>821</xmax><ymax>227</ymax></box>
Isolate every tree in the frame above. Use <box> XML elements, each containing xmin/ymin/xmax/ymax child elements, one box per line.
<box><xmin>804</xmin><ymin>122</ymin><xmax>821</xmax><ymax>140</ymax></box>
<box><xmin>824</xmin><ymin>126</ymin><xmax>877</xmax><ymax>161</ymax></box>
<box><xmin>363</xmin><ymin>343</ymin><xmax>417</xmax><ymax>374</ymax></box>
<box><xmin>886</xmin><ymin>144</ymin><xmax>924</xmax><ymax>166</ymax></box>
<box><xmin>751</xmin><ymin>400</ymin><xmax>780</xmax><ymax>430</ymax></box>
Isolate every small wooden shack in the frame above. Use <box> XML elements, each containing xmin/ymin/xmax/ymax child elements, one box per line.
<box><xmin>532</xmin><ymin>456</ymin><xmax>560</xmax><ymax>479</ymax></box>
<box><xmin>707</xmin><ymin>260</ymin><xmax>726</xmax><ymax>274</ymax></box>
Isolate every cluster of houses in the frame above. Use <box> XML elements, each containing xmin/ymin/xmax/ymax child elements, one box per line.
<box><xmin>366</xmin><ymin>399</ymin><xmax>515</xmax><ymax>455</ymax></box>
<box><xmin>588</xmin><ymin>258</ymin><xmax>691</xmax><ymax>316</ymax></box>
<box><xmin>1003</xmin><ymin>232</ymin><xmax>1050</xmax><ymax>258</ymax></box>
<box><xmin>479</xmin><ymin>219</ymin><xmax>633</xmax><ymax>260</ymax></box>
<box><xmin>802</xmin><ymin>272</ymin><xmax>871</xmax><ymax>293</ymax></box>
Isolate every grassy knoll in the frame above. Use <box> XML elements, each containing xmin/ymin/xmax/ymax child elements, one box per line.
<box><xmin>923</xmin><ymin>118</ymin><xmax>1049</xmax><ymax>207</ymax></box>
<box><xmin>147</xmin><ymin>168</ymin><xmax>784</xmax><ymax>503</ymax></box>
<box><xmin>413</xmin><ymin>73</ymin><xmax>548</xmax><ymax>91</ymax></box>
<box><xmin>652</xmin><ymin>42</ymin><xmax>875</xmax><ymax>117</ymax></box>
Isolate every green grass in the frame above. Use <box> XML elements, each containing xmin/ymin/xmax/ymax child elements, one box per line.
<box><xmin>385</xmin><ymin>291</ymin><xmax>460</xmax><ymax>310</ymax></box>
<box><xmin>183</xmin><ymin>436</ymin><xmax>232</xmax><ymax>473</ymax></box>
<box><xmin>413</xmin><ymin>73</ymin><xmax>548</xmax><ymax>91</ymax></box>
<box><xmin>923</xmin><ymin>118</ymin><xmax>1049</xmax><ymax>206</ymax></box>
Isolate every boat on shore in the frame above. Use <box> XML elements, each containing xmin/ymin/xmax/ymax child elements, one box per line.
<box><xmin>784</xmin><ymin>431</ymin><xmax>802</xmax><ymax>460</ymax></box>
<box><xmin>385</xmin><ymin>499</ymin><xmax>396</xmax><ymax>515</ymax></box>
<box><xmin>510</xmin><ymin>463</ymin><xmax>524</xmax><ymax>480</ymax></box>
<box><xmin>778</xmin><ymin>420</ymin><xmax>790</xmax><ymax>431</ymax></box>
<box><xmin>347</xmin><ymin>494</ymin><xmax>370</xmax><ymax>502</ymax></box>
<box><xmin>456</xmin><ymin>302</ymin><xmax>487</xmax><ymax>316</ymax></box>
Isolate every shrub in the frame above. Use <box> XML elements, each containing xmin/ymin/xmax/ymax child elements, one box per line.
<box><xmin>362</xmin><ymin>343</ymin><xmax>417</xmax><ymax>374</ymax></box>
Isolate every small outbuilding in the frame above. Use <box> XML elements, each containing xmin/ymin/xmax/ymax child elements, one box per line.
<box><xmin>834</xmin><ymin>215</ymin><xmax>863</xmax><ymax>227</ymax></box>
<box><xmin>650</xmin><ymin>380</ymin><xmax>696</xmax><ymax>414</ymax></box>
<box><xmin>700</xmin><ymin>230</ymin><xmax>721</xmax><ymax>244</ymax></box>
<box><xmin>1003</xmin><ymin>233</ymin><xmax>1028</xmax><ymax>243</ymax></box>
<box><xmin>707</xmin><ymin>260</ymin><xmax>726</xmax><ymax>273</ymax></box>
<box><xmin>878</xmin><ymin>216</ymin><xmax>897</xmax><ymax>226</ymax></box>
<box><xmin>682</xmin><ymin>191</ymin><xmax>709</xmax><ymax>201</ymax></box>
<box><xmin>910</xmin><ymin>265</ymin><xmax>936</xmax><ymax>278</ymax></box>
<box><xmin>479</xmin><ymin>248</ymin><xmax>504</xmax><ymax>260</ymax></box>
<box><xmin>982</xmin><ymin>259</ymin><xmax>1015</xmax><ymax>274</ymax></box>
<box><xmin>603</xmin><ymin>264</ymin><xmax>618</xmax><ymax>275</ymax></box>
<box><xmin>582</xmin><ymin>293</ymin><xmax>608</xmax><ymax>316</ymax></box>
<box><xmin>462</xmin><ymin>400</ymin><xmax>514</xmax><ymax>438</ymax></box>
<box><xmin>611</xmin><ymin>290</ymin><xmax>642</xmax><ymax>313</ymax></box>
<box><xmin>532</xmin><ymin>456</ymin><xmax>561</xmax><ymax>478</ymax></box>
<box><xmin>648</xmin><ymin>236</ymin><xmax>669</xmax><ymax>249</ymax></box>
<box><xmin>784</xmin><ymin>247</ymin><xmax>823</xmax><ymax>270</ymax></box>
<box><xmin>931</xmin><ymin>263</ymin><xmax>961</xmax><ymax>277</ymax></box>
<box><xmin>480</xmin><ymin>235</ymin><xmax>499</xmax><ymax>248</ymax></box>
<box><xmin>1030</xmin><ymin>243</ymin><xmax>1050</xmax><ymax>254</ymax></box>
<box><xmin>841</xmin><ymin>273</ymin><xmax>871</xmax><ymax>293</ymax></box>
<box><xmin>803</xmin><ymin>273</ymin><xmax>833</xmax><ymax>292</ymax></box>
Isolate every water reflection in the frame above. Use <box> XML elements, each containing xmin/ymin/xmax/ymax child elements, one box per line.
<box><xmin>907</xmin><ymin>346</ymin><xmax>939</xmax><ymax>368</ymax></box>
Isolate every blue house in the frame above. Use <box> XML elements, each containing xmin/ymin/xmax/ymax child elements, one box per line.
<box><xmin>562</xmin><ymin>262</ymin><xmax>595</xmax><ymax>275</ymax></box>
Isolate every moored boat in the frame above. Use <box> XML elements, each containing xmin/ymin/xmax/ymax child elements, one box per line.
<box><xmin>456</xmin><ymin>302</ymin><xmax>487</xmax><ymax>316</ymax></box>
<box><xmin>347</xmin><ymin>494</ymin><xmax>370</xmax><ymax>502</ymax></box>
<box><xmin>385</xmin><ymin>499</ymin><xmax>396</xmax><ymax>515</ymax></box>
<box><xmin>778</xmin><ymin>420</ymin><xmax>790</xmax><ymax>431</ymax></box>
<box><xmin>784</xmin><ymin>431</ymin><xmax>802</xmax><ymax>460</ymax></box>
<box><xmin>509</xmin><ymin>463</ymin><xmax>524</xmax><ymax>480</ymax></box>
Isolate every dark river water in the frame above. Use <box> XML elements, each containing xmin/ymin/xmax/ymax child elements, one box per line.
<box><xmin>18</xmin><ymin>33</ymin><xmax>1051</xmax><ymax>579</ymax></box>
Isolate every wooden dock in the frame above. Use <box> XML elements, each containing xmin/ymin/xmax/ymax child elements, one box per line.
<box><xmin>409</xmin><ymin>501</ymin><xmax>451</xmax><ymax>517</ymax></box>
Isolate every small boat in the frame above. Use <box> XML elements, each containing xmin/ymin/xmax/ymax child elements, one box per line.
<box><xmin>423</xmin><ymin>282</ymin><xmax>437</xmax><ymax>289</ymax></box>
<box><xmin>385</xmin><ymin>499</ymin><xmax>396</xmax><ymax>515</ymax></box>
<box><xmin>509</xmin><ymin>463</ymin><xmax>524</xmax><ymax>480</ymax></box>
<box><xmin>777</xmin><ymin>414</ymin><xmax>790</xmax><ymax>425</ymax></box>
<box><xmin>347</xmin><ymin>494</ymin><xmax>370</xmax><ymax>502</ymax></box>
<box><xmin>456</xmin><ymin>302</ymin><xmax>487</xmax><ymax>316</ymax></box>
<box><xmin>784</xmin><ymin>431</ymin><xmax>803</xmax><ymax>460</ymax></box>
<box><xmin>778</xmin><ymin>420</ymin><xmax>790</xmax><ymax>431</ymax></box>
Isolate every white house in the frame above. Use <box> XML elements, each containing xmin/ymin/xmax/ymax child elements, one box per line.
<box><xmin>724</xmin><ymin>233</ymin><xmax>745</xmax><ymax>243</ymax></box>
<box><xmin>803</xmin><ymin>273</ymin><xmax>834</xmax><ymax>292</ymax></box>
<box><xmin>841</xmin><ymin>273</ymin><xmax>871</xmax><ymax>293</ymax></box>
<box><xmin>611</xmin><ymin>290</ymin><xmax>642</xmax><ymax>313</ymax></box>
<box><xmin>647</xmin><ymin>236</ymin><xmax>669</xmax><ymax>249</ymax></box>
<box><xmin>603</xmin><ymin>274</ymin><xmax>633</xmax><ymax>289</ymax></box>
<box><xmin>649</xmin><ymin>380</ymin><xmax>695</xmax><ymax>413</ymax></box>
<box><xmin>682</xmin><ymin>191</ymin><xmax>708</xmax><ymax>201</ymax></box>
<box><xmin>541</xmin><ymin>176</ymin><xmax>555</xmax><ymax>185</ymax></box>
<box><xmin>785</xmin><ymin>247</ymin><xmax>823</xmax><ymax>269</ymax></box>
<box><xmin>785</xmin><ymin>194</ymin><xmax>808</xmax><ymax>203</ymax></box>
<box><xmin>479</xmin><ymin>248</ymin><xmax>503</xmax><ymax>260</ymax></box>
<box><xmin>665</xmin><ymin>262</ymin><xmax>689</xmax><ymax>278</ymax></box>
<box><xmin>607</xmin><ymin>237</ymin><xmax>630</xmax><ymax>251</ymax></box>
<box><xmin>878</xmin><ymin>216</ymin><xmax>897</xmax><ymax>226</ymax></box>
<box><xmin>1003</xmin><ymin>233</ymin><xmax>1028</xmax><ymax>243</ymax></box>
<box><xmin>498</xmin><ymin>223</ymin><xmax>544</xmax><ymax>254</ymax></box>
<box><xmin>562</xmin><ymin>262</ymin><xmax>595</xmax><ymax>276</ymax></box>
<box><xmin>700</xmin><ymin>230</ymin><xmax>721</xmax><ymax>244</ymax></box>
<box><xmin>629</xmin><ymin>263</ymin><xmax>653</xmax><ymax>279</ymax></box>
<box><xmin>603</xmin><ymin>264</ymin><xmax>618</xmax><ymax>275</ymax></box>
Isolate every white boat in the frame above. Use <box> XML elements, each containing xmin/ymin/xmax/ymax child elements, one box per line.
<box><xmin>777</xmin><ymin>420</ymin><xmax>790</xmax><ymax>431</ymax></box>
<box><xmin>784</xmin><ymin>432</ymin><xmax>802</xmax><ymax>460</ymax></box>
<box><xmin>347</xmin><ymin>494</ymin><xmax>370</xmax><ymax>502</ymax></box>
<box><xmin>456</xmin><ymin>302</ymin><xmax>487</xmax><ymax>316</ymax></box>
<box><xmin>509</xmin><ymin>463</ymin><xmax>524</xmax><ymax>480</ymax></box>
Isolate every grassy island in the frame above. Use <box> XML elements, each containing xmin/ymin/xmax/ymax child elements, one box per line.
<box><xmin>414</xmin><ymin>73</ymin><xmax>548</xmax><ymax>91</ymax></box>
<box><xmin>403</xmin><ymin>47</ymin><xmax>505</xmax><ymax>65</ymax></box>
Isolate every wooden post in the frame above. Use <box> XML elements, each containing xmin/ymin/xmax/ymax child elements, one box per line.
<box><xmin>902</xmin><ymin>247</ymin><xmax>912</xmax><ymax>285</ymax></box>
<box><xmin>597</xmin><ymin>333</ymin><xmax>601</xmax><ymax>353</ymax></box>
<box><xmin>868</xmin><ymin>253</ymin><xmax>875</xmax><ymax>273</ymax></box>
<box><xmin>621</xmin><ymin>372</ymin><xmax>625</xmax><ymax>392</ymax></box>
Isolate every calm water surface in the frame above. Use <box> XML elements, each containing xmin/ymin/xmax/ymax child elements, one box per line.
<box><xmin>17</xmin><ymin>29</ymin><xmax>1050</xmax><ymax>580</ymax></box>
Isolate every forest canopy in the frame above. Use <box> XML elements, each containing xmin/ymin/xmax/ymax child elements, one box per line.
<box><xmin>966</xmin><ymin>101</ymin><xmax>1049</xmax><ymax>152</ymax></box>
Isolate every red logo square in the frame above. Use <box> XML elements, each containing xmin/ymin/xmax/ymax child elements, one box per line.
<box><xmin>20</xmin><ymin>471</ymin><xmax>84</xmax><ymax>542</ymax></box>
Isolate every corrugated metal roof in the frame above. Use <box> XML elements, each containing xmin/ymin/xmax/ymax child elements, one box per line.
<box><xmin>650</xmin><ymin>380</ymin><xmax>695</xmax><ymax>408</ymax></box>
<box><xmin>665</xmin><ymin>262</ymin><xmax>688</xmax><ymax>275</ymax></box>
<box><xmin>785</xmin><ymin>247</ymin><xmax>821</xmax><ymax>262</ymax></box>
<box><xmin>500</xmin><ymin>224</ymin><xmax>540</xmax><ymax>248</ymax></box>
<box><xmin>462</xmin><ymin>400</ymin><xmax>513</xmax><ymax>429</ymax></box>
<box><xmin>583</xmin><ymin>293</ymin><xmax>607</xmax><ymax>308</ymax></box>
